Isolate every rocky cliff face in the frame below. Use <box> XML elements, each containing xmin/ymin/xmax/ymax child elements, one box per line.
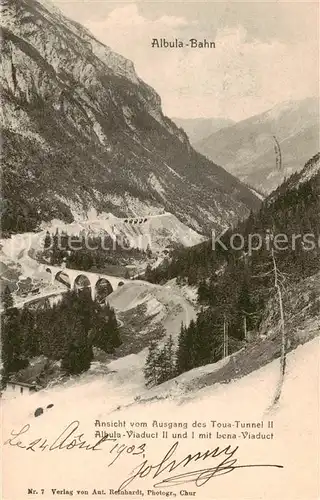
<box><xmin>1</xmin><ymin>0</ymin><xmax>259</xmax><ymax>235</ymax></box>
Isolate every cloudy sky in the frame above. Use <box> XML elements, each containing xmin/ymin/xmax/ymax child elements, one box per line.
<box><xmin>53</xmin><ymin>0</ymin><xmax>319</xmax><ymax>121</ymax></box>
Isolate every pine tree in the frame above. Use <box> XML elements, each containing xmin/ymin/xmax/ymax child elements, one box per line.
<box><xmin>44</xmin><ymin>231</ymin><xmax>52</xmax><ymax>250</ymax></box>
<box><xmin>144</xmin><ymin>336</ymin><xmax>177</xmax><ymax>387</ymax></box>
<box><xmin>51</xmin><ymin>229</ymin><xmax>65</xmax><ymax>265</ymax></box>
<box><xmin>144</xmin><ymin>341</ymin><xmax>160</xmax><ymax>387</ymax></box>
<box><xmin>0</xmin><ymin>314</ymin><xmax>9</xmax><ymax>388</ymax></box>
<box><xmin>158</xmin><ymin>335</ymin><xmax>176</xmax><ymax>383</ymax></box>
<box><xmin>234</xmin><ymin>278</ymin><xmax>255</xmax><ymax>339</ymax></box>
<box><xmin>176</xmin><ymin>322</ymin><xmax>192</xmax><ymax>375</ymax></box>
<box><xmin>2</xmin><ymin>286</ymin><xmax>13</xmax><ymax>310</ymax></box>
<box><xmin>20</xmin><ymin>307</ymin><xmax>39</xmax><ymax>357</ymax></box>
<box><xmin>146</xmin><ymin>244</ymin><xmax>152</xmax><ymax>259</ymax></box>
<box><xmin>144</xmin><ymin>264</ymin><xmax>154</xmax><ymax>282</ymax></box>
<box><xmin>61</xmin><ymin>318</ymin><xmax>93</xmax><ymax>375</ymax></box>
<box><xmin>194</xmin><ymin>312</ymin><xmax>213</xmax><ymax>366</ymax></box>
<box><xmin>107</xmin><ymin>306</ymin><xmax>122</xmax><ymax>349</ymax></box>
<box><xmin>92</xmin><ymin>303</ymin><xmax>121</xmax><ymax>353</ymax></box>
<box><xmin>1</xmin><ymin>307</ymin><xmax>28</xmax><ymax>386</ymax></box>
<box><xmin>198</xmin><ymin>279</ymin><xmax>210</xmax><ymax>303</ymax></box>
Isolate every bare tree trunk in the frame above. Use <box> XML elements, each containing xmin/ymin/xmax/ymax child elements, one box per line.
<box><xmin>271</xmin><ymin>248</ymin><xmax>287</xmax><ymax>405</ymax></box>
<box><xmin>266</xmin><ymin>137</ymin><xmax>288</xmax><ymax>412</ymax></box>
<box><xmin>223</xmin><ymin>314</ymin><xmax>228</xmax><ymax>358</ymax></box>
<box><xmin>226</xmin><ymin>319</ymin><xmax>229</xmax><ymax>357</ymax></box>
<box><xmin>223</xmin><ymin>314</ymin><xmax>226</xmax><ymax>358</ymax></box>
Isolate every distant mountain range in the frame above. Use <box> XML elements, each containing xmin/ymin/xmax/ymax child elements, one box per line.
<box><xmin>196</xmin><ymin>97</ymin><xmax>319</xmax><ymax>194</ymax></box>
<box><xmin>171</xmin><ymin>117</ymin><xmax>234</xmax><ymax>147</ymax></box>
<box><xmin>1</xmin><ymin>0</ymin><xmax>259</xmax><ymax>236</ymax></box>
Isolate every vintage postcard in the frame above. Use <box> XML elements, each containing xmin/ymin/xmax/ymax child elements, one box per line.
<box><xmin>1</xmin><ymin>0</ymin><xmax>319</xmax><ymax>499</ymax></box>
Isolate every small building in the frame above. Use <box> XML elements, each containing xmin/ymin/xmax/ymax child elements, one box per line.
<box><xmin>5</xmin><ymin>380</ymin><xmax>40</xmax><ymax>398</ymax></box>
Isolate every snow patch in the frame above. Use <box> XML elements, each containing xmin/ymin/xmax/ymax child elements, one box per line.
<box><xmin>296</xmin><ymin>155</ymin><xmax>320</xmax><ymax>186</ymax></box>
<box><xmin>2</xmin><ymin>335</ymin><xmax>319</xmax><ymax>499</ymax></box>
<box><xmin>148</xmin><ymin>173</ymin><xmax>166</xmax><ymax>197</ymax></box>
<box><xmin>40</xmin><ymin>211</ymin><xmax>204</xmax><ymax>252</ymax></box>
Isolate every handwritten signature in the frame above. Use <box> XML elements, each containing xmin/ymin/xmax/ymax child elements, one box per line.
<box><xmin>115</xmin><ymin>441</ymin><xmax>283</xmax><ymax>490</ymax></box>
<box><xmin>4</xmin><ymin>421</ymin><xmax>284</xmax><ymax>490</ymax></box>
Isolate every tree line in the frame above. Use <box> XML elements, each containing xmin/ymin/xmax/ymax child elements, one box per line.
<box><xmin>144</xmin><ymin>313</ymin><xmax>242</xmax><ymax>388</ymax></box>
<box><xmin>1</xmin><ymin>287</ymin><xmax>121</xmax><ymax>388</ymax></box>
<box><xmin>143</xmin><ymin>157</ymin><xmax>320</xmax><ymax>381</ymax></box>
<box><xmin>43</xmin><ymin>231</ymin><xmax>152</xmax><ymax>272</ymax></box>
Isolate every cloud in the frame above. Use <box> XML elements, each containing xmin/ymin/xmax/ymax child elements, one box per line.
<box><xmin>85</xmin><ymin>4</ymin><xmax>318</xmax><ymax>121</ymax></box>
<box><xmin>86</xmin><ymin>4</ymin><xmax>189</xmax><ymax>32</ymax></box>
<box><xmin>103</xmin><ymin>4</ymin><xmax>145</xmax><ymax>27</ymax></box>
<box><xmin>156</xmin><ymin>15</ymin><xmax>190</xmax><ymax>28</ymax></box>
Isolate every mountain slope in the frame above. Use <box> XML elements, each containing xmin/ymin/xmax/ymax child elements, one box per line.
<box><xmin>172</xmin><ymin>117</ymin><xmax>234</xmax><ymax>146</ymax></box>
<box><xmin>144</xmin><ymin>153</ymin><xmax>320</xmax><ymax>371</ymax></box>
<box><xmin>149</xmin><ymin>152</ymin><xmax>320</xmax><ymax>285</ymax></box>
<box><xmin>267</xmin><ymin>151</ymin><xmax>320</xmax><ymax>203</ymax></box>
<box><xmin>0</xmin><ymin>0</ymin><xmax>259</xmax><ymax>236</ymax></box>
<box><xmin>40</xmin><ymin>212</ymin><xmax>205</xmax><ymax>251</ymax></box>
<box><xmin>196</xmin><ymin>98</ymin><xmax>319</xmax><ymax>193</ymax></box>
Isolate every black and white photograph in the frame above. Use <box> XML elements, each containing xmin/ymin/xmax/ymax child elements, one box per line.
<box><xmin>1</xmin><ymin>0</ymin><xmax>319</xmax><ymax>499</ymax></box>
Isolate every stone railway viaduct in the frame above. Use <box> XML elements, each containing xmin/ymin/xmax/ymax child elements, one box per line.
<box><xmin>44</xmin><ymin>265</ymin><xmax>129</xmax><ymax>301</ymax></box>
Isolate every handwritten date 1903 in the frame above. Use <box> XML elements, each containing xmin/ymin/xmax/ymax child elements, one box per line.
<box><xmin>4</xmin><ymin>421</ymin><xmax>283</xmax><ymax>491</ymax></box>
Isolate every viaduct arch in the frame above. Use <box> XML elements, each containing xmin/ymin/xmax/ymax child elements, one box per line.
<box><xmin>44</xmin><ymin>265</ymin><xmax>129</xmax><ymax>301</ymax></box>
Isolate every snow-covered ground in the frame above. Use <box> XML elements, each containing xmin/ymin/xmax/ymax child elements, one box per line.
<box><xmin>0</xmin><ymin>232</ymin><xmax>66</xmax><ymax>309</ymax></box>
<box><xmin>2</xmin><ymin>336</ymin><xmax>319</xmax><ymax>499</ymax></box>
<box><xmin>0</xmin><ymin>232</ymin><xmax>49</xmax><ymax>279</ymax></box>
<box><xmin>109</xmin><ymin>280</ymin><xmax>196</xmax><ymax>339</ymax></box>
<box><xmin>39</xmin><ymin>211</ymin><xmax>205</xmax><ymax>251</ymax></box>
<box><xmin>249</xmin><ymin>187</ymin><xmax>265</xmax><ymax>201</ymax></box>
<box><xmin>165</xmin><ymin>278</ymin><xmax>198</xmax><ymax>305</ymax></box>
<box><xmin>296</xmin><ymin>154</ymin><xmax>320</xmax><ymax>186</ymax></box>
